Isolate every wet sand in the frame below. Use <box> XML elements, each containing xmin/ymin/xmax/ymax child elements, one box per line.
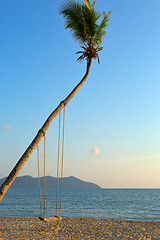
<box><xmin>0</xmin><ymin>217</ymin><xmax>160</xmax><ymax>239</ymax></box>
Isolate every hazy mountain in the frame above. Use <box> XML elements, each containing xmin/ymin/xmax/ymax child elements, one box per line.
<box><xmin>0</xmin><ymin>175</ymin><xmax>101</xmax><ymax>189</ymax></box>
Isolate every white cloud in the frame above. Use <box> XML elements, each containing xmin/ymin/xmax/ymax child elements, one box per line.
<box><xmin>91</xmin><ymin>147</ymin><xmax>101</xmax><ymax>156</ymax></box>
<box><xmin>2</xmin><ymin>125</ymin><xmax>13</xmax><ymax>131</ymax></box>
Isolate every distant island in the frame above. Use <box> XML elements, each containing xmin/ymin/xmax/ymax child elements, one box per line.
<box><xmin>0</xmin><ymin>175</ymin><xmax>101</xmax><ymax>189</ymax></box>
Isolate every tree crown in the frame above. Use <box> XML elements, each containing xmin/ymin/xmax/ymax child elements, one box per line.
<box><xmin>60</xmin><ymin>0</ymin><xmax>111</xmax><ymax>63</ymax></box>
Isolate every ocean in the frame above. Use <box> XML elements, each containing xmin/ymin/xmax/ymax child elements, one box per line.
<box><xmin>1</xmin><ymin>188</ymin><xmax>160</xmax><ymax>221</ymax></box>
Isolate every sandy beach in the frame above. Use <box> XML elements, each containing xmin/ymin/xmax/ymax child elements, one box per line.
<box><xmin>0</xmin><ymin>217</ymin><xmax>160</xmax><ymax>239</ymax></box>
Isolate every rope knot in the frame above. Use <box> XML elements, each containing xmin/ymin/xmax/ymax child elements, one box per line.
<box><xmin>39</xmin><ymin>129</ymin><xmax>45</xmax><ymax>137</ymax></box>
<box><xmin>61</xmin><ymin>100</ymin><xmax>66</xmax><ymax>107</ymax></box>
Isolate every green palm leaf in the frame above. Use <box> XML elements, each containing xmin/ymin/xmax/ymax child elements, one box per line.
<box><xmin>60</xmin><ymin>0</ymin><xmax>111</xmax><ymax>63</ymax></box>
<box><xmin>94</xmin><ymin>10</ymin><xmax>112</xmax><ymax>47</ymax></box>
<box><xmin>84</xmin><ymin>0</ymin><xmax>91</xmax><ymax>11</ymax></box>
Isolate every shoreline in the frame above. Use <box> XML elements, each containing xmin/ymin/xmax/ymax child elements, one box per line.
<box><xmin>0</xmin><ymin>217</ymin><xmax>160</xmax><ymax>239</ymax></box>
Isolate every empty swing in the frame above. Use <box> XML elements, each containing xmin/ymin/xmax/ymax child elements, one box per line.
<box><xmin>37</xmin><ymin>107</ymin><xmax>65</xmax><ymax>228</ymax></box>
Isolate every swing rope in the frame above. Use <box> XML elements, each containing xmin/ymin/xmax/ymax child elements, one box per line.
<box><xmin>37</xmin><ymin>107</ymin><xmax>65</xmax><ymax>222</ymax></box>
<box><xmin>37</xmin><ymin>134</ymin><xmax>46</xmax><ymax>218</ymax></box>
<box><xmin>56</xmin><ymin>111</ymin><xmax>61</xmax><ymax>216</ymax></box>
<box><xmin>37</xmin><ymin>145</ymin><xmax>42</xmax><ymax>217</ymax></box>
<box><xmin>56</xmin><ymin>107</ymin><xmax>65</xmax><ymax>216</ymax></box>
<box><xmin>43</xmin><ymin>134</ymin><xmax>46</xmax><ymax>218</ymax></box>
<box><xmin>59</xmin><ymin>107</ymin><xmax>65</xmax><ymax>216</ymax></box>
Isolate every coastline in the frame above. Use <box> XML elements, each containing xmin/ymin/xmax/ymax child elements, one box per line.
<box><xmin>0</xmin><ymin>217</ymin><xmax>160</xmax><ymax>239</ymax></box>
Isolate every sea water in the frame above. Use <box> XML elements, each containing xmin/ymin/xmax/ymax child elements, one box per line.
<box><xmin>0</xmin><ymin>188</ymin><xmax>160</xmax><ymax>221</ymax></box>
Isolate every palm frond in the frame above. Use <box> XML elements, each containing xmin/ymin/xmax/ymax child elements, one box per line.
<box><xmin>59</xmin><ymin>0</ymin><xmax>102</xmax><ymax>44</ymax></box>
<box><xmin>76</xmin><ymin>51</ymin><xmax>85</xmax><ymax>54</ymax></box>
<box><xmin>84</xmin><ymin>0</ymin><xmax>91</xmax><ymax>11</ymax></box>
<box><xmin>92</xmin><ymin>1</ymin><xmax>96</xmax><ymax>10</ymax></box>
<box><xmin>94</xmin><ymin>10</ymin><xmax>112</xmax><ymax>47</ymax></box>
<box><xmin>59</xmin><ymin>1</ymin><xmax>86</xmax><ymax>43</ymax></box>
<box><xmin>60</xmin><ymin>0</ymin><xmax>111</xmax><ymax>63</ymax></box>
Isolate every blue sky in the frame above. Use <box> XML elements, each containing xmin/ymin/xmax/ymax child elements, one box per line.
<box><xmin>0</xmin><ymin>0</ymin><xmax>160</xmax><ymax>188</ymax></box>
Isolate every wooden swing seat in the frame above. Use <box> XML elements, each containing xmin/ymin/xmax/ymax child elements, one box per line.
<box><xmin>39</xmin><ymin>215</ymin><xmax>62</xmax><ymax>222</ymax></box>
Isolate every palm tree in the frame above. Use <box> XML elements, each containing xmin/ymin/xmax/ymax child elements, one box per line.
<box><xmin>0</xmin><ymin>0</ymin><xmax>111</xmax><ymax>202</ymax></box>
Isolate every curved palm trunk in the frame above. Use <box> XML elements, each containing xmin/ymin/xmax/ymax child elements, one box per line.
<box><xmin>0</xmin><ymin>59</ymin><xmax>92</xmax><ymax>202</ymax></box>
